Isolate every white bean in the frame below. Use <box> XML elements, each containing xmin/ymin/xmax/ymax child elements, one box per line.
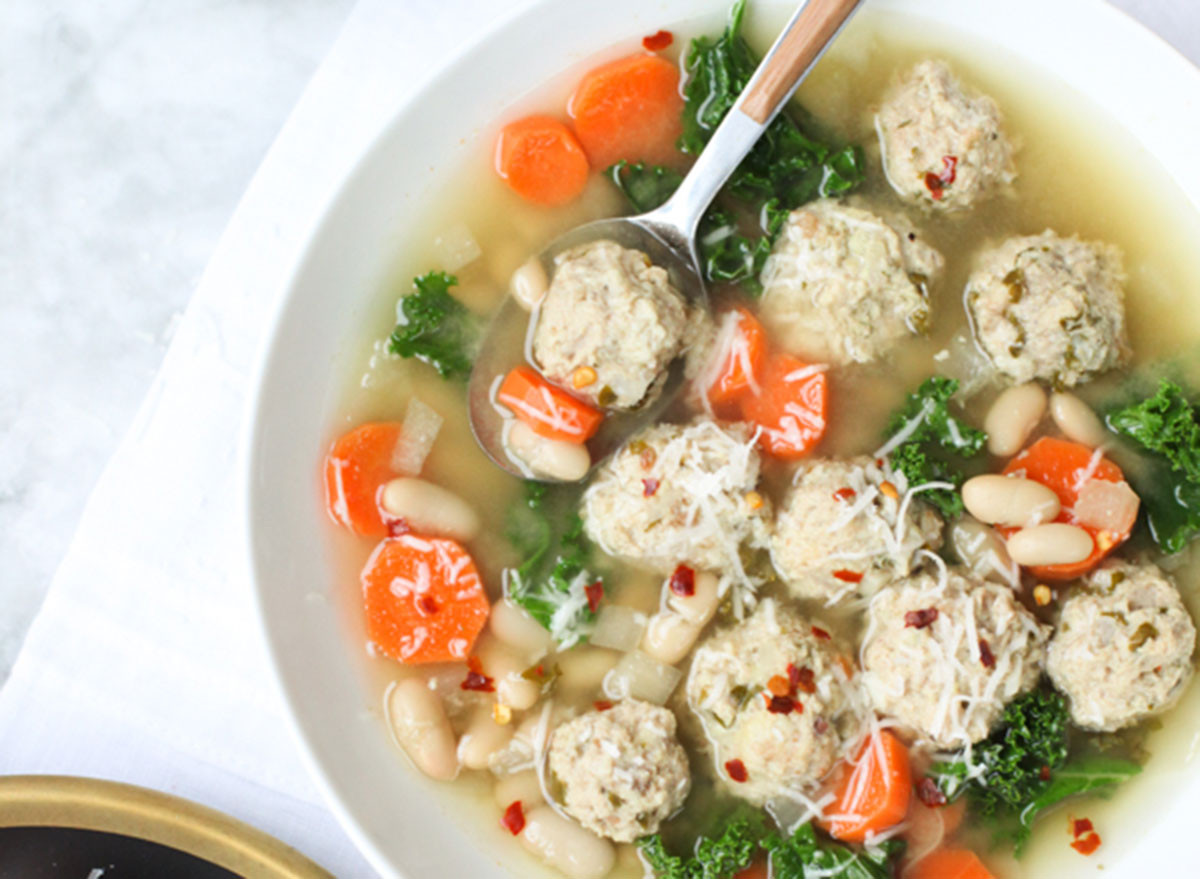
<box><xmin>493</xmin><ymin>770</ymin><xmax>544</xmax><ymax>808</ymax></box>
<box><xmin>489</xmin><ymin>598</ymin><xmax>553</xmax><ymax>661</ymax></box>
<box><xmin>475</xmin><ymin>637</ymin><xmax>541</xmax><ymax>710</ymax></box>
<box><xmin>520</xmin><ymin>806</ymin><xmax>615</xmax><ymax>879</ymax></box>
<box><xmin>962</xmin><ymin>475</ymin><xmax>1061</xmax><ymax>527</ymax></box>
<box><xmin>386</xmin><ymin>679</ymin><xmax>459</xmax><ymax>781</ymax></box>
<box><xmin>1050</xmin><ymin>392</ymin><xmax>1109</xmax><ymax>448</ymax></box>
<box><xmin>642</xmin><ymin>571</ymin><xmax>721</xmax><ymax>664</ymax></box>
<box><xmin>985</xmin><ymin>383</ymin><xmax>1047</xmax><ymax>457</ymax></box>
<box><xmin>457</xmin><ymin>706</ymin><xmax>515</xmax><ymax>770</ymax></box>
<box><xmin>505</xmin><ymin>421</ymin><xmax>591</xmax><ymax>482</ymax></box>
<box><xmin>1007</xmin><ymin>523</ymin><xmax>1094</xmax><ymax>567</ymax></box>
<box><xmin>664</xmin><ymin>570</ymin><xmax>720</xmax><ymax>623</ymax></box>
<box><xmin>510</xmin><ymin>256</ymin><xmax>549</xmax><ymax>310</ymax></box>
<box><xmin>379</xmin><ymin>478</ymin><xmax>480</xmax><ymax>542</ymax></box>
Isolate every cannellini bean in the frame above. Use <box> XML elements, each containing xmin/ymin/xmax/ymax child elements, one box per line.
<box><xmin>642</xmin><ymin>571</ymin><xmax>721</xmax><ymax>664</ymax></box>
<box><xmin>985</xmin><ymin>383</ymin><xmax>1047</xmax><ymax>457</ymax></box>
<box><xmin>475</xmin><ymin>637</ymin><xmax>541</xmax><ymax>710</ymax></box>
<box><xmin>1007</xmin><ymin>523</ymin><xmax>1094</xmax><ymax>567</ymax></box>
<box><xmin>664</xmin><ymin>570</ymin><xmax>720</xmax><ymax>624</ymax></box>
<box><xmin>1050</xmin><ymin>392</ymin><xmax>1109</xmax><ymax>448</ymax></box>
<box><xmin>457</xmin><ymin>706</ymin><xmax>515</xmax><ymax>770</ymax></box>
<box><xmin>962</xmin><ymin>475</ymin><xmax>1061</xmax><ymax>527</ymax></box>
<box><xmin>386</xmin><ymin>679</ymin><xmax>459</xmax><ymax>781</ymax></box>
<box><xmin>555</xmin><ymin>646</ymin><xmax>620</xmax><ymax>694</ymax></box>
<box><xmin>493</xmin><ymin>770</ymin><xmax>544</xmax><ymax>808</ymax></box>
<box><xmin>510</xmin><ymin>256</ymin><xmax>549</xmax><ymax>310</ymax></box>
<box><xmin>505</xmin><ymin>421</ymin><xmax>591</xmax><ymax>482</ymax></box>
<box><xmin>949</xmin><ymin>517</ymin><xmax>1017</xmax><ymax>586</ymax></box>
<box><xmin>379</xmin><ymin>478</ymin><xmax>480</xmax><ymax>542</ymax></box>
<box><xmin>520</xmin><ymin>806</ymin><xmax>615</xmax><ymax>879</ymax></box>
<box><xmin>489</xmin><ymin>598</ymin><xmax>553</xmax><ymax>661</ymax></box>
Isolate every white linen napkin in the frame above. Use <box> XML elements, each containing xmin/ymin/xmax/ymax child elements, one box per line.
<box><xmin>0</xmin><ymin>0</ymin><xmax>515</xmax><ymax>874</ymax></box>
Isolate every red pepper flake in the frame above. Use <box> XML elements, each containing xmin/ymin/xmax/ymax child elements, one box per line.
<box><xmin>978</xmin><ymin>638</ymin><xmax>996</xmax><ymax>668</ymax></box>
<box><xmin>916</xmin><ymin>777</ymin><xmax>947</xmax><ymax>807</ymax></box>
<box><xmin>905</xmin><ymin>608</ymin><xmax>939</xmax><ymax>629</ymax></box>
<box><xmin>501</xmin><ymin>800</ymin><xmax>525</xmax><ymax>836</ymax></box>
<box><xmin>593</xmin><ymin>699</ymin><xmax>614</xmax><ymax>712</ymax></box>
<box><xmin>1071</xmin><ymin>833</ymin><xmax>1101</xmax><ymax>855</ymax></box>
<box><xmin>767</xmin><ymin>695</ymin><xmax>797</xmax><ymax>715</ymax></box>
<box><xmin>585</xmin><ymin>580</ymin><xmax>604</xmax><ymax>614</ymax></box>
<box><xmin>462</xmin><ymin>669</ymin><xmax>495</xmax><ymax>693</ymax></box>
<box><xmin>832</xmin><ymin>487</ymin><xmax>857</xmax><ymax>502</ymax></box>
<box><xmin>813</xmin><ymin>716</ymin><xmax>829</xmax><ymax>734</ymax></box>
<box><xmin>725</xmin><ymin>759</ymin><xmax>748</xmax><ymax>782</ymax></box>
<box><xmin>417</xmin><ymin>595</ymin><xmax>439</xmax><ymax>616</ymax></box>
<box><xmin>767</xmin><ymin>675</ymin><xmax>791</xmax><ymax>697</ymax></box>
<box><xmin>793</xmin><ymin>666</ymin><xmax>816</xmax><ymax>694</ymax></box>
<box><xmin>642</xmin><ymin>29</ymin><xmax>673</xmax><ymax>51</ymax></box>
<box><xmin>833</xmin><ymin>569</ymin><xmax>864</xmax><ymax>584</ymax></box>
<box><xmin>924</xmin><ymin>172</ymin><xmax>945</xmax><ymax>200</ymax></box>
<box><xmin>1072</xmin><ymin>818</ymin><xmax>1094</xmax><ymax>838</ymax></box>
<box><xmin>642</xmin><ymin>477</ymin><xmax>660</xmax><ymax>497</ymax></box>
<box><xmin>811</xmin><ymin>626</ymin><xmax>831</xmax><ymax>640</ymax></box>
<box><xmin>1040</xmin><ymin>765</ymin><xmax>1051</xmax><ymax>781</ymax></box>
<box><xmin>387</xmin><ymin>517</ymin><xmax>412</xmax><ymax>537</ymax></box>
<box><xmin>668</xmin><ymin>564</ymin><xmax>696</xmax><ymax>597</ymax></box>
<box><xmin>940</xmin><ymin>155</ymin><xmax>958</xmax><ymax>184</ymax></box>
<box><xmin>639</xmin><ymin>446</ymin><xmax>657</xmax><ymax>469</ymax></box>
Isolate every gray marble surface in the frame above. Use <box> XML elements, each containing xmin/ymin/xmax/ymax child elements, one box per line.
<box><xmin>1</xmin><ymin>0</ymin><xmax>1198</xmax><ymax>685</ymax></box>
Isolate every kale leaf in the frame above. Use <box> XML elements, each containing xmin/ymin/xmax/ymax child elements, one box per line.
<box><xmin>504</xmin><ymin>481</ymin><xmax>599</xmax><ymax>648</ymax></box>
<box><xmin>606</xmin><ymin>0</ymin><xmax>866</xmax><ymax>293</ymax></box>
<box><xmin>928</xmin><ymin>686</ymin><xmax>1141</xmax><ymax>854</ymax></box>
<box><xmin>1107</xmin><ymin>379</ymin><xmax>1200</xmax><ymax>552</ymax></box>
<box><xmin>882</xmin><ymin>377</ymin><xmax>987</xmax><ymax>517</ymax></box>
<box><xmin>388</xmin><ymin>271</ymin><xmax>480</xmax><ymax>380</ymax></box>
<box><xmin>764</xmin><ymin>822</ymin><xmax>902</xmax><ymax>879</ymax></box>
<box><xmin>639</xmin><ymin>818</ymin><xmax>760</xmax><ymax>879</ymax></box>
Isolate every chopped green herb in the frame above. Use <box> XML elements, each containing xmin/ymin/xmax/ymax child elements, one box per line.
<box><xmin>388</xmin><ymin>271</ymin><xmax>480</xmax><ymax>380</ymax></box>
<box><xmin>1107</xmin><ymin>379</ymin><xmax>1200</xmax><ymax>552</ymax></box>
<box><xmin>764</xmin><ymin>822</ymin><xmax>903</xmax><ymax>879</ymax></box>
<box><xmin>882</xmin><ymin>377</ymin><xmax>987</xmax><ymax>517</ymax></box>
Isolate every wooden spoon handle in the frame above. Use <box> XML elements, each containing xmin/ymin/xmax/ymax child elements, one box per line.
<box><xmin>740</xmin><ymin>0</ymin><xmax>861</xmax><ymax>124</ymax></box>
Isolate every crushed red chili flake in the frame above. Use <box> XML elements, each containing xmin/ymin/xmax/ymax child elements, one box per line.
<box><xmin>813</xmin><ymin>717</ymin><xmax>829</xmax><ymax>734</ymax></box>
<box><xmin>593</xmin><ymin>699</ymin><xmax>614</xmax><ymax>712</ymax></box>
<box><xmin>501</xmin><ymin>800</ymin><xmax>526</xmax><ymax>836</ymax></box>
<box><xmin>940</xmin><ymin>155</ymin><xmax>958</xmax><ymax>184</ymax></box>
<box><xmin>1072</xmin><ymin>818</ymin><xmax>1094</xmax><ymax>837</ymax></box>
<box><xmin>833</xmin><ymin>569</ymin><xmax>864</xmax><ymax>583</ymax></box>
<box><xmin>1040</xmin><ymin>765</ymin><xmax>1051</xmax><ymax>781</ymax></box>
<box><xmin>642</xmin><ymin>29</ymin><xmax>673</xmax><ymax>51</ymax></box>
<box><xmin>585</xmin><ymin>580</ymin><xmax>604</xmax><ymax>613</ymax></box>
<box><xmin>979</xmin><ymin>638</ymin><xmax>996</xmax><ymax>669</ymax></box>
<box><xmin>1071</xmin><ymin>833</ymin><xmax>1101</xmax><ymax>855</ymax></box>
<box><xmin>767</xmin><ymin>695</ymin><xmax>797</xmax><ymax>715</ymax></box>
<box><xmin>916</xmin><ymin>777</ymin><xmax>947</xmax><ymax>807</ymax></box>
<box><xmin>642</xmin><ymin>477</ymin><xmax>660</xmax><ymax>497</ymax></box>
<box><xmin>811</xmin><ymin>626</ymin><xmax>832</xmax><ymax>640</ymax></box>
<box><xmin>668</xmin><ymin>564</ymin><xmax>696</xmax><ymax>597</ymax></box>
<box><xmin>639</xmin><ymin>446</ymin><xmax>657</xmax><ymax>469</ymax></box>
<box><xmin>793</xmin><ymin>666</ymin><xmax>816</xmax><ymax>694</ymax></box>
<box><xmin>924</xmin><ymin>172</ymin><xmax>945</xmax><ymax>200</ymax></box>
<box><xmin>767</xmin><ymin>675</ymin><xmax>791</xmax><ymax>697</ymax></box>
<box><xmin>905</xmin><ymin>608</ymin><xmax>939</xmax><ymax>629</ymax></box>
<box><xmin>417</xmin><ymin>595</ymin><xmax>439</xmax><ymax>615</ymax></box>
<box><xmin>725</xmin><ymin>759</ymin><xmax>748</xmax><ymax>782</ymax></box>
<box><xmin>387</xmin><ymin>518</ymin><xmax>412</xmax><ymax>537</ymax></box>
<box><xmin>832</xmin><ymin>487</ymin><xmax>857</xmax><ymax>502</ymax></box>
<box><xmin>462</xmin><ymin>669</ymin><xmax>495</xmax><ymax>693</ymax></box>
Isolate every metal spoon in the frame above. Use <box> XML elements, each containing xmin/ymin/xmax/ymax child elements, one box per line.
<box><xmin>469</xmin><ymin>0</ymin><xmax>863</xmax><ymax>480</ymax></box>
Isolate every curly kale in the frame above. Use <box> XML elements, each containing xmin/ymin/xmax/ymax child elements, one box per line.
<box><xmin>388</xmin><ymin>271</ymin><xmax>480</xmax><ymax>379</ymax></box>
<box><xmin>764</xmin><ymin>823</ymin><xmax>901</xmax><ymax>879</ymax></box>
<box><xmin>639</xmin><ymin>818</ymin><xmax>760</xmax><ymax>879</ymax></box>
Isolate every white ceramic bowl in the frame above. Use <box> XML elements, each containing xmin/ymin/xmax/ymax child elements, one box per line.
<box><xmin>245</xmin><ymin>2</ymin><xmax>1200</xmax><ymax>876</ymax></box>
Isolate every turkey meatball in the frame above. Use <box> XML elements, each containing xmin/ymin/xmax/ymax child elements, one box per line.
<box><xmin>965</xmin><ymin>230</ymin><xmax>1128</xmax><ymax>387</ymax></box>
<box><xmin>758</xmin><ymin>200</ymin><xmax>943</xmax><ymax>365</ymax></box>
<box><xmin>1047</xmin><ymin>560</ymin><xmax>1196</xmax><ymax>732</ymax></box>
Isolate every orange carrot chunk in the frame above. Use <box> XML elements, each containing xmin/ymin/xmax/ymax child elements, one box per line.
<box><xmin>818</xmin><ymin>730</ymin><xmax>912</xmax><ymax>843</ymax></box>
<box><xmin>495</xmin><ymin>115</ymin><xmax>590</xmax><ymax>206</ymax></box>
<box><xmin>739</xmin><ymin>353</ymin><xmax>828</xmax><ymax>460</ymax></box>
<box><xmin>568</xmin><ymin>53</ymin><xmax>684</xmax><ymax>169</ymax></box>
<box><xmin>361</xmin><ymin>534</ymin><xmax>490</xmax><ymax>664</ymax></box>
<box><xmin>999</xmin><ymin>437</ymin><xmax>1134</xmax><ymax>580</ymax></box>
<box><xmin>497</xmin><ymin>365</ymin><xmax>604</xmax><ymax>443</ymax></box>
<box><xmin>906</xmin><ymin>848</ymin><xmax>995</xmax><ymax>879</ymax></box>
<box><xmin>706</xmin><ymin>307</ymin><xmax>769</xmax><ymax>410</ymax></box>
<box><xmin>324</xmin><ymin>422</ymin><xmax>404</xmax><ymax>537</ymax></box>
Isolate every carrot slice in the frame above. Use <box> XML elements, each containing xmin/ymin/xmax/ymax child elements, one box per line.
<box><xmin>361</xmin><ymin>534</ymin><xmax>490</xmax><ymax>664</ymax></box>
<box><xmin>905</xmin><ymin>848</ymin><xmax>994</xmax><ymax>879</ymax></box>
<box><xmin>999</xmin><ymin>437</ymin><xmax>1133</xmax><ymax>580</ymax></box>
<box><xmin>324</xmin><ymin>422</ymin><xmax>404</xmax><ymax>537</ymax></box>
<box><xmin>739</xmin><ymin>353</ymin><xmax>828</xmax><ymax>459</ymax></box>
<box><xmin>706</xmin><ymin>307</ymin><xmax>768</xmax><ymax>410</ymax></box>
<box><xmin>568</xmin><ymin>53</ymin><xmax>684</xmax><ymax>168</ymax></box>
<box><xmin>497</xmin><ymin>365</ymin><xmax>604</xmax><ymax>443</ymax></box>
<box><xmin>495</xmin><ymin>115</ymin><xmax>590</xmax><ymax>206</ymax></box>
<box><xmin>732</xmin><ymin>863</ymin><xmax>768</xmax><ymax>879</ymax></box>
<box><xmin>819</xmin><ymin>730</ymin><xmax>912</xmax><ymax>842</ymax></box>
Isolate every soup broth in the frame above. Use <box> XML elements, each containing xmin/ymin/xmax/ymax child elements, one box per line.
<box><xmin>323</xmin><ymin>7</ymin><xmax>1200</xmax><ymax>878</ymax></box>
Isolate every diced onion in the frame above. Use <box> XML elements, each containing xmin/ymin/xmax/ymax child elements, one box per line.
<box><xmin>601</xmin><ymin>650</ymin><xmax>682</xmax><ymax>705</ymax></box>
<box><xmin>431</xmin><ymin>221</ymin><xmax>482</xmax><ymax>272</ymax></box>
<box><xmin>935</xmin><ymin>333</ymin><xmax>993</xmax><ymax>398</ymax></box>
<box><xmin>392</xmin><ymin>397</ymin><xmax>443</xmax><ymax>475</ymax></box>
<box><xmin>588</xmin><ymin>605</ymin><xmax>647</xmax><ymax>652</ymax></box>
<box><xmin>1074</xmin><ymin>479</ymin><xmax>1139</xmax><ymax>535</ymax></box>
